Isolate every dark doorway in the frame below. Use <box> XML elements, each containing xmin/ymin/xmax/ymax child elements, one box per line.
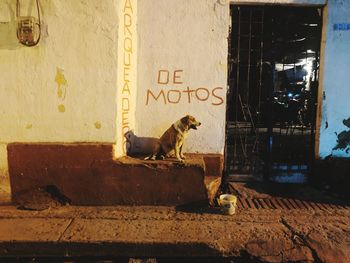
<box><xmin>224</xmin><ymin>5</ymin><xmax>323</xmax><ymax>183</ymax></box>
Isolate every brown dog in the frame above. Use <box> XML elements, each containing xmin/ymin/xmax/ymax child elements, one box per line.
<box><xmin>145</xmin><ymin>115</ymin><xmax>201</xmax><ymax>162</ymax></box>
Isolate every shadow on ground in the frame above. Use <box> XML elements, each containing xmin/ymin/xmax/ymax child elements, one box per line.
<box><xmin>175</xmin><ymin>203</ymin><xmax>222</xmax><ymax>215</ymax></box>
<box><xmin>0</xmin><ymin>255</ymin><xmax>265</xmax><ymax>263</ymax></box>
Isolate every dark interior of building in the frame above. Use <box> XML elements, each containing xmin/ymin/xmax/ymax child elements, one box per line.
<box><xmin>225</xmin><ymin>6</ymin><xmax>323</xmax><ymax>182</ymax></box>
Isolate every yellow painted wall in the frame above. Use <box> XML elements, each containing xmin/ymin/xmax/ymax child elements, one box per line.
<box><xmin>0</xmin><ymin>0</ymin><xmax>119</xmax><ymax>143</ymax></box>
<box><xmin>0</xmin><ymin>0</ymin><xmax>119</xmax><ymax>200</ymax></box>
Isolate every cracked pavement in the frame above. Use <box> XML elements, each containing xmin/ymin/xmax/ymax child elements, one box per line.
<box><xmin>0</xmin><ymin>203</ymin><xmax>349</xmax><ymax>262</ymax></box>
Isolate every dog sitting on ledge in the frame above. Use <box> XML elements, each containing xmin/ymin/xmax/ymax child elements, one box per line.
<box><xmin>145</xmin><ymin>115</ymin><xmax>201</xmax><ymax>162</ymax></box>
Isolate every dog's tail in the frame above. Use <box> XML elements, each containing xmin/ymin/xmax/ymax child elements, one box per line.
<box><xmin>144</xmin><ymin>141</ymin><xmax>163</xmax><ymax>161</ymax></box>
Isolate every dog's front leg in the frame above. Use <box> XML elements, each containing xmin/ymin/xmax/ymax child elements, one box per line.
<box><xmin>175</xmin><ymin>142</ymin><xmax>184</xmax><ymax>162</ymax></box>
<box><xmin>180</xmin><ymin>145</ymin><xmax>186</xmax><ymax>159</ymax></box>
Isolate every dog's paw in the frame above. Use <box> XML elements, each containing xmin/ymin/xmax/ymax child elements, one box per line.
<box><xmin>180</xmin><ymin>155</ymin><xmax>186</xmax><ymax>159</ymax></box>
<box><xmin>159</xmin><ymin>155</ymin><xmax>165</xmax><ymax>160</ymax></box>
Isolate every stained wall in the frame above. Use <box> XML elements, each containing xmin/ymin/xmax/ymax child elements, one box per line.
<box><xmin>0</xmin><ymin>0</ymin><xmax>119</xmax><ymax>200</ymax></box>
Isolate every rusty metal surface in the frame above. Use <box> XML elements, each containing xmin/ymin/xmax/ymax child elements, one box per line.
<box><xmin>236</xmin><ymin>196</ymin><xmax>349</xmax><ymax>210</ymax></box>
<box><xmin>228</xmin><ymin>182</ymin><xmax>349</xmax><ymax>211</ymax></box>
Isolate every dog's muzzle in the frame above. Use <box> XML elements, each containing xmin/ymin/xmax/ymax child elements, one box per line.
<box><xmin>190</xmin><ymin>122</ymin><xmax>201</xmax><ymax>130</ymax></box>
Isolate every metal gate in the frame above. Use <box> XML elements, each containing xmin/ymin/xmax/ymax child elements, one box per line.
<box><xmin>225</xmin><ymin>6</ymin><xmax>322</xmax><ymax>182</ymax></box>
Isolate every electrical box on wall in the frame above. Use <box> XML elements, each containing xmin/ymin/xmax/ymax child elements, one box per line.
<box><xmin>17</xmin><ymin>16</ymin><xmax>40</xmax><ymax>46</ymax></box>
<box><xmin>16</xmin><ymin>0</ymin><xmax>41</xmax><ymax>47</ymax></box>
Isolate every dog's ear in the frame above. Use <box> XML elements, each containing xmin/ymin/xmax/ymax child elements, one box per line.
<box><xmin>180</xmin><ymin>115</ymin><xmax>190</xmax><ymax>126</ymax></box>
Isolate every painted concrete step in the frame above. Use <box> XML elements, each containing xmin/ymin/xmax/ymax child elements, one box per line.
<box><xmin>8</xmin><ymin>144</ymin><xmax>221</xmax><ymax>206</ymax></box>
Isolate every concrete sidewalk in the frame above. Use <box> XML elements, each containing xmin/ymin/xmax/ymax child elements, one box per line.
<box><xmin>0</xmin><ymin>201</ymin><xmax>349</xmax><ymax>262</ymax></box>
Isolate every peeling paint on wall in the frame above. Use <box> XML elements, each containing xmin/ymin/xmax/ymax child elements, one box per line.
<box><xmin>322</xmin><ymin>91</ymin><xmax>328</xmax><ymax>130</ymax></box>
<box><xmin>94</xmin><ymin>121</ymin><xmax>102</xmax><ymax>129</ymax></box>
<box><xmin>55</xmin><ymin>68</ymin><xmax>67</xmax><ymax>100</ymax></box>
<box><xmin>333</xmin><ymin>118</ymin><xmax>350</xmax><ymax>154</ymax></box>
<box><xmin>58</xmin><ymin>104</ymin><xmax>66</xmax><ymax>113</ymax></box>
<box><xmin>55</xmin><ymin>68</ymin><xmax>67</xmax><ymax>113</ymax></box>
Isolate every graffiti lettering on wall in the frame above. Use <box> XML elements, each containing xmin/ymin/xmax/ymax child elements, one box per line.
<box><xmin>146</xmin><ymin>70</ymin><xmax>224</xmax><ymax>106</ymax></box>
<box><xmin>120</xmin><ymin>0</ymin><xmax>134</xmax><ymax>154</ymax></box>
<box><xmin>333</xmin><ymin>23</ymin><xmax>350</xmax><ymax>31</ymax></box>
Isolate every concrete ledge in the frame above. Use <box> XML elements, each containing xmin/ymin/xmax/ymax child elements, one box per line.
<box><xmin>7</xmin><ymin>144</ymin><xmax>220</xmax><ymax>206</ymax></box>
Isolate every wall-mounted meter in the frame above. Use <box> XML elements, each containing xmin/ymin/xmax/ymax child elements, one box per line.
<box><xmin>17</xmin><ymin>16</ymin><xmax>40</xmax><ymax>46</ymax></box>
<box><xmin>16</xmin><ymin>0</ymin><xmax>41</xmax><ymax>47</ymax></box>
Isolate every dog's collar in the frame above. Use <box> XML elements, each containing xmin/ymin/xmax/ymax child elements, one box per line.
<box><xmin>173</xmin><ymin>120</ymin><xmax>187</xmax><ymax>135</ymax></box>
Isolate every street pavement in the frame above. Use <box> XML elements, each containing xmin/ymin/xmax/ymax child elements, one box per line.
<box><xmin>0</xmin><ymin>200</ymin><xmax>349</xmax><ymax>262</ymax></box>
